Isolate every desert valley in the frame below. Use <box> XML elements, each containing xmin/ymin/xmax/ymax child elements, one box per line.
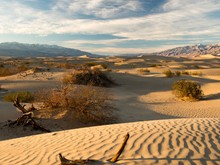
<box><xmin>0</xmin><ymin>46</ymin><xmax>219</xmax><ymax>164</ymax></box>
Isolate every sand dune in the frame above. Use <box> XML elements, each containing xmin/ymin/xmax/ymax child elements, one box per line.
<box><xmin>0</xmin><ymin>56</ymin><xmax>220</xmax><ymax>165</ymax></box>
<box><xmin>0</xmin><ymin>118</ymin><xmax>219</xmax><ymax>165</ymax></box>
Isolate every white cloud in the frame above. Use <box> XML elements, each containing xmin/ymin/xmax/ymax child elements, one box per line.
<box><xmin>52</xmin><ymin>0</ymin><xmax>142</xmax><ymax>19</ymax></box>
<box><xmin>0</xmin><ymin>0</ymin><xmax>220</xmax><ymax>54</ymax></box>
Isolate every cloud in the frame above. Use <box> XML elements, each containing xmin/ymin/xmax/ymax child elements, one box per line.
<box><xmin>0</xmin><ymin>0</ymin><xmax>220</xmax><ymax>54</ymax></box>
<box><xmin>52</xmin><ymin>0</ymin><xmax>143</xmax><ymax>19</ymax></box>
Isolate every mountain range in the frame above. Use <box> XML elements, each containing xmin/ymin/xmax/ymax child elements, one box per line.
<box><xmin>156</xmin><ymin>44</ymin><xmax>220</xmax><ymax>57</ymax></box>
<box><xmin>0</xmin><ymin>42</ymin><xmax>96</xmax><ymax>57</ymax></box>
<box><xmin>0</xmin><ymin>42</ymin><xmax>220</xmax><ymax>58</ymax></box>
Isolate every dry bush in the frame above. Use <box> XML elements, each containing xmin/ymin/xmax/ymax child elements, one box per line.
<box><xmin>172</xmin><ymin>79</ymin><xmax>203</xmax><ymax>101</ymax></box>
<box><xmin>62</xmin><ymin>67</ymin><xmax>115</xmax><ymax>87</ymax></box>
<box><xmin>0</xmin><ymin>65</ymin><xmax>29</xmax><ymax>77</ymax></box>
<box><xmin>84</xmin><ymin>62</ymin><xmax>98</xmax><ymax>67</ymax></box>
<box><xmin>163</xmin><ymin>69</ymin><xmax>174</xmax><ymax>78</ymax></box>
<box><xmin>35</xmin><ymin>85</ymin><xmax>116</xmax><ymax>124</ymax></box>
<box><xmin>181</xmin><ymin>70</ymin><xmax>190</xmax><ymax>75</ymax></box>
<box><xmin>138</xmin><ymin>68</ymin><xmax>150</xmax><ymax>74</ymax></box>
<box><xmin>149</xmin><ymin>64</ymin><xmax>158</xmax><ymax>67</ymax></box>
<box><xmin>191</xmin><ymin>71</ymin><xmax>203</xmax><ymax>76</ymax></box>
<box><xmin>175</xmin><ymin>71</ymin><xmax>181</xmax><ymax>76</ymax></box>
<box><xmin>57</xmin><ymin>62</ymin><xmax>74</xmax><ymax>69</ymax></box>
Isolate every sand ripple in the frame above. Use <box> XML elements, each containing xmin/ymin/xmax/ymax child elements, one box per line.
<box><xmin>0</xmin><ymin>118</ymin><xmax>219</xmax><ymax>165</ymax></box>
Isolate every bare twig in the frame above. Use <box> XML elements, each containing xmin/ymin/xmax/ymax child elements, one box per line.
<box><xmin>13</xmin><ymin>96</ymin><xmax>28</xmax><ymax>113</ymax></box>
<box><xmin>59</xmin><ymin>154</ymin><xmax>97</xmax><ymax>165</ymax></box>
<box><xmin>110</xmin><ymin>133</ymin><xmax>130</xmax><ymax>163</ymax></box>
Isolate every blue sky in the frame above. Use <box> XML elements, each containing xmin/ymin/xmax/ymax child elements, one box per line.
<box><xmin>0</xmin><ymin>0</ymin><xmax>220</xmax><ymax>55</ymax></box>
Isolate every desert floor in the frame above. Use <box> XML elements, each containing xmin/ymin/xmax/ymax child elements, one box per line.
<box><xmin>0</xmin><ymin>55</ymin><xmax>219</xmax><ymax>164</ymax></box>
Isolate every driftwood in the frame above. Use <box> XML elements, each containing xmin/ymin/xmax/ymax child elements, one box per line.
<box><xmin>59</xmin><ymin>154</ymin><xmax>98</xmax><ymax>165</ymax></box>
<box><xmin>109</xmin><ymin>133</ymin><xmax>130</xmax><ymax>162</ymax></box>
<box><xmin>59</xmin><ymin>133</ymin><xmax>130</xmax><ymax>165</ymax></box>
<box><xmin>9</xmin><ymin>98</ymin><xmax>50</xmax><ymax>132</ymax></box>
<box><xmin>13</xmin><ymin>97</ymin><xmax>29</xmax><ymax>113</ymax></box>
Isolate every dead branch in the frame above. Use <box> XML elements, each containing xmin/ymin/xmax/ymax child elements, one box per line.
<box><xmin>10</xmin><ymin>98</ymin><xmax>51</xmax><ymax>132</ymax></box>
<box><xmin>59</xmin><ymin>154</ymin><xmax>97</xmax><ymax>165</ymax></box>
<box><xmin>110</xmin><ymin>133</ymin><xmax>130</xmax><ymax>163</ymax></box>
<box><xmin>13</xmin><ymin>96</ymin><xmax>28</xmax><ymax>113</ymax></box>
<box><xmin>9</xmin><ymin>112</ymin><xmax>51</xmax><ymax>132</ymax></box>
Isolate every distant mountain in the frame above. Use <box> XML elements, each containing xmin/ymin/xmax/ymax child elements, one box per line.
<box><xmin>0</xmin><ymin>42</ymin><xmax>98</xmax><ymax>57</ymax></box>
<box><xmin>156</xmin><ymin>44</ymin><xmax>220</xmax><ymax>57</ymax></box>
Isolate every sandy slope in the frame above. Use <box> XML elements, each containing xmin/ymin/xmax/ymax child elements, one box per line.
<box><xmin>0</xmin><ymin>118</ymin><xmax>219</xmax><ymax>165</ymax></box>
<box><xmin>111</xmin><ymin>72</ymin><xmax>220</xmax><ymax>122</ymax></box>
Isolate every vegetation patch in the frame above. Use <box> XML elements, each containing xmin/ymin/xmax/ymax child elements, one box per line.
<box><xmin>0</xmin><ymin>65</ymin><xmax>29</xmax><ymax>77</ymax></box>
<box><xmin>172</xmin><ymin>79</ymin><xmax>203</xmax><ymax>101</ymax></box>
<box><xmin>163</xmin><ymin>69</ymin><xmax>175</xmax><ymax>78</ymax></box>
<box><xmin>62</xmin><ymin>67</ymin><xmax>115</xmax><ymax>87</ymax></box>
<box><xmin>191</xmin><ymin>71</ymin><xmax>203</xmax><ymax>76</ymax></box>
<box><xmin>175</xmin><ymin>71</ymin><xmax>181</xmax><ymax>77</ymax></box>
<box><xmin>35</xmin><ymin>85</ymin><xmax>116</xmax><ymax>124</ymax></box>
<box><xmin>3</xmin><ymin>91</ymin><xmax>34</xmax><ymax>102</ymax></box>
<box><xmin>138</xmin><ymin>68</ymin><xmax>150</xmax><ymax>74</ymax></box>
<box><xmin>181</xmin><ymin>70</ymin><xmax>190</xmax><ymax>75</ymax></box>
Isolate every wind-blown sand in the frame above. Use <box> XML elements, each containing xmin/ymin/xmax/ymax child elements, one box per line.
<box><xmin>0</xmin><ymin>56</ymin><xmax>220</xmax><ymax>164</ymax></box>
<box><xmin>0</xmin><ymin>118</ymin><xmax>219</xmax><ymax>165</ymax></box>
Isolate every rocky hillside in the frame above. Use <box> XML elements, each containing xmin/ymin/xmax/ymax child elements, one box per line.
<box><xmin>157</xmin><ymin>44</ymin><xmax>220</xmax><ymax>57</ymax></box>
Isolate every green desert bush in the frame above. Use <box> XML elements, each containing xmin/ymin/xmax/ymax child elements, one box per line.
<box><xmin>35</xmin><ymin>85</ymin><xmax>116</xmax><ymax>124</ymax></box>
<box><xmin>163</xmin><ymin>69</ymin><xmax>174</xmax><ymax>78</ymax></box>
<box><xmin>3</xmin><ymin>91</ymin><xmax>34</xmax><ymax>102</ymax></box>
<box><xmin>172</xmin><ymin>79</ymin><xmax>203</xmax><ymax>101</ymax></box>
<box><xmin>62</xmin><ymin>67</ymin><xmax>115</xmax><ymax>87</ymax></box>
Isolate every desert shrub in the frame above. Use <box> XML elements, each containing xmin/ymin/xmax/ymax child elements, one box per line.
<box><xmin>0</xmin><ymin>65</ymin><xmax>29</xmax><ymax>77</ymax></box>
<box><xmin>17</xmin><ymin>65</ymin><xmax>29</xmax><ymax>72</ymax></box>
<box><xmin>172</xmin><ymin>79</ymin><xmax>203</xmax><ymax>100</ymax></box>
<box><xmin>163</xmin><ymin>69</ymin><xmax>174</xmax><ymax>78</ymax></box>
<box><xmin>106</xmin><ymin>68</ymin><xmax>112</xmax><ymax>72</ymax></box>
<box><xmin>57</xmin><ymin>62</ymin><xmax>74</xmax><ymax>69</ymax></box>
<box><xmin>138</xmin><ymin>68</ymin><xmax>150</xmax><ymax>74</ymax></box>
<box><xmin>149</xmin><ymin>64</ymin><xmax>158</xmax><ymax>67</ymax></box>
<box><xmin>0</xmin><ymin>68</ymin><xmax>15</xmax><ymax>77</ymax></box>
<box><xmin>193</xmin><ymin>65</ymin><xmax>200</xmax><ymax>69</ymax></box>
<box><xmin>181</xmin><ymin>70</ymin><xmax>190</xmax><ymax>75</ymax></box>
<box><xmin>62</xmin><ymin>67</ymin><xmax>115</xmax><ymax>87</ymax></box>
<box><xmin>100</xmin><ymin>63</ymin><xmax>108</xmax><ymax>69</ymax></box>
<box><xmin>35</xmin><ymin>85</ymin><xmax>116</xmax><ymax>124</ymax></box>
<box><xmin>3</xmin><ymin>91</ymin><xmax>34</xmax><ymax>102</ymax></box>
<box><xmin>84</xmin><ymin>62</ymin><xmax>98</xmax><ymax>67</ymax></box>
<box><xmin>191</xmin><ymin>71</ymin><xmax>202</xmax><ymax>76</ymax></box>
<box><xmin>175</xmin><ymin>71</ymin><xmax>181</xmax><ymax>77</ymax></box>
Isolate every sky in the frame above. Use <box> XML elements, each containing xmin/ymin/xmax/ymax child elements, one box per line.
<box><xmin>0</xmin><ymin>0</ymin><xmax>220</xmax><ymax>55</ymax></box>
